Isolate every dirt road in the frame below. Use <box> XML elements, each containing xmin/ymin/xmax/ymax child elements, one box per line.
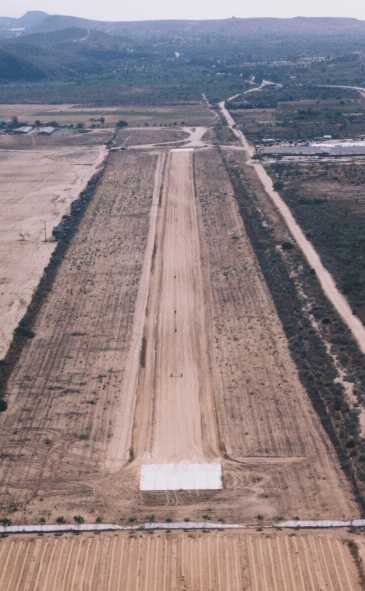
<box><xmin>219</xmin><ymin>100</ymin><xmax>365</xmax><ymax>354</ymax></box>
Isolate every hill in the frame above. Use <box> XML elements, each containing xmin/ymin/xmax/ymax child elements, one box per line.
<box><xmin>1</xmin><ymin>12</ymin><xmax>365</xmax><ymax>102</ymax></box>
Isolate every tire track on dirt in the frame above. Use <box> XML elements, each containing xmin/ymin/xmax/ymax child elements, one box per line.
<box><xmin>132</xmin><ymin>149</ymin><xmax>220</xmax><ymax>466</ymax></box>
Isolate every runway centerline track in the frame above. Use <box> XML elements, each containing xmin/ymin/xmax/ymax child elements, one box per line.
<box><xmin>108</xmin><ymin>148</ymin><xmax>221</xmax><ymax>488</ymax></box>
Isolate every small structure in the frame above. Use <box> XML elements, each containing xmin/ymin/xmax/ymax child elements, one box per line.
<box><xmin>37</xmin><ymin>126</ymin><xmax>55</xmax><ymax>135</ymax></box>
<box><xmin>14</xmin><ymin>126</ymin><xmax>33</xmax><ymax>134</ymax></box>
<box><xmin>140</xmin><ymin>463</ymin><xmax>223</xmax><ymax>491</ymax></box>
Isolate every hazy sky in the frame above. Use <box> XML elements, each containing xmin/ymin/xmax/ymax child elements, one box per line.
<box><xmin>3</xmin><ymin>0</ymin><xmax>365</xmax><ymax>21</ymax></box>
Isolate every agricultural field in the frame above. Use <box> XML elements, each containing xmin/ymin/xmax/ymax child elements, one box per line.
<box><xmin>0</xmin><ymin>102</ymin><xmax>215</xmax><ymax>128</ymax></box>
<box><xmin>0</xmin><ymin>143</ymin><xmax>106</xmax><ymax>360</ymax></box>
<box><xmin>0</xmin><ymin>530</ymin><xmax>362</xmax><ymax>590</ymax></box>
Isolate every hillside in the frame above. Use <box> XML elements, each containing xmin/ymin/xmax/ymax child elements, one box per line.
<box><xmin>1</xmin><ymin>12</ymin><xmax>365</xmax><ymax>102</ymax></box>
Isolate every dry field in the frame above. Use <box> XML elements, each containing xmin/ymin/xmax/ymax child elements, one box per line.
<box><xmin>0</xmin><ymin>129</ymin><xmax>111</xmax><ymax>150</ymax></box>
<box><xmin>0</xmin><ymin>150</ymin><xmax>159</xmax><ymax>521</ymax></box>
<box><xmin>115</xmin><ymin>127</ymin><xmax>189</xmax><ymax>147</ymax></box>
<box><xmin>0</xmin><ymin>530</ymin><xmax>362</xmax><ymax>590</ymax></box>
<box><xmin>0</xmin><ymin>144</ymin><xmax>106</xmax><ymax>360</ymax></box>
<box><xmin>193</xmin><ymin>148</ymin><xmax>358</xmax><ymax>520</ymax></box>
<box><xmin>0</xmin><ymin>139</ymin><xmax>358</xmax><ymax>524</ymax></box>
<box><xmin>0</xmin><ymin>103</ymin><xmax>214</xmax><ymax>127</ymax></box>
<box><xmin>1</xmin><ymin>100</ymin><xmax>364</xmax><ymax>589</ymax></box>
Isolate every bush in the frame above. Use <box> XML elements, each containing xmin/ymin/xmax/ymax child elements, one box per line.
<box><xmin>73</xmin><ymin>515</ymin><xmax>84</xmax><ymax>524</ymax></box>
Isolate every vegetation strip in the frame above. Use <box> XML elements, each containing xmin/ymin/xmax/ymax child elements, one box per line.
<box><xmin>0</xmin><ymin>152</ymin><xmax>109</xmax><ymax>411</ymax></box>
<box><xmin>1</xmin><ymin>520</ymin><xmax>365</xmax><ymax>536</ymax></box>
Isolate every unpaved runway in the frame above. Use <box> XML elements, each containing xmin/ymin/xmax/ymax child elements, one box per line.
<box><xmin>133</xmin><ymin>149</ymin><xmax>219</xmax><ymax>463</ymax></box>
<box><xmin>219</xmin><ymin>100</ymin><xmax>365</xmax><ymax>354</ymax></box>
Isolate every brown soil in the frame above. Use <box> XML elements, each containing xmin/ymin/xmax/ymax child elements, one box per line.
<box><xmin>116</xmin><ymin>127</ymin><xmax>189</xmax><ymax>147</ymax></box>
<box><xmin>0</xmin><ymin>144</ymin><xmax>358</xmax><ymax>524</ymax></box>
<box><xmin>0</xmin><ymin>145</ymin><xmax>106</xmax><ymax>360</ymax></box>
<box><xmin>131</xmin><ymin>150</ymin><xmax>219</xmax><ymax>465</ymax></box>
<box><xmin>194</xmin><ymin>148</ymin><xmax>358</xmax><ymax>519</ymax></box>
<box><xmin>0</xmin><ymin>129</ymin><xmax>111</xmax><ymax>149</ymax></box>
<box><xmin>0</xmin><ymin>150</ymin><xmax>158</xmax><ymax>522</ymax></box>
<box><xmin>0</xmin><ymin>530</ymin><xmax>362</xmax><ymax>590</ymax></box>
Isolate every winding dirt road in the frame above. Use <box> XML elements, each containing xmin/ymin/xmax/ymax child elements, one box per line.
<box><xmin>219</xmin><ymin>100</ymin><xmax>365</xmax><ymax>354</ymax></box>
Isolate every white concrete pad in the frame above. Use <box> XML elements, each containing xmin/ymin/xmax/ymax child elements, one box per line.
<box><xmin>140</xmin><ymin>463</ymin><xmax>222</xmax><ymax>491</ymax></box>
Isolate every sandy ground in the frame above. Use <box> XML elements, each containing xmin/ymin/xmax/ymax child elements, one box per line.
<box><xmin>0</xmin><ymin>143</ymin><xmax>358</xmax><ymax>523</ymax></box>
<box><xmin>108</xmin><ymin>149</ymin><xmax>219</xmax><ymax>475</ymax></box>
<box><xmin>126</xmin><ymin>127</ymin><xmax>209</xmax><ymax>151</ymax></box>
<box><xmin>0</xmin><ymin>530</ymin><xmax>362</xmax><ymax>590</ymax></box>
<box><xmin>0</xmin><ymin>151</ymin><xmax>158</xmax><ymax>521</ymax></box>
<box><xmin>194</xmin><ymin>148</ymin><xmax>358</xmax><ymax>519</ymax></box>
<box><xmin>115</xmin><ymin>127</ymin><xmax>189</xmax><ymax>147</ymax></box>
<box><xmin>0</xmin><ymin>145</ymin><xmax>106</xmax><ymax>359</ymax></box>
<box><xmin>0</xmin><ymin>129</ymin><xmax>111</xmax><ymax>149</ymax></box>
<box><xmin>219</xmin><ymin>100</ymin><xmax>365</xmax><ymax>354</ymax></box>
<box><xmin>133</xmin><ymin>150</ymin><xmax>219</xmax><ymax>464</ymax></box>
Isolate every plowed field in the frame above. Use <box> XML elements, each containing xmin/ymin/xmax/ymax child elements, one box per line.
<box><xmin>0</xmin><ymin>150</ymin><xmax>159</xmax><ymax>521</ymax></box>
<box><xmin>0</xmin><ymin>531</ymin><xmax>361</xmax><ymax>590</ymax></box>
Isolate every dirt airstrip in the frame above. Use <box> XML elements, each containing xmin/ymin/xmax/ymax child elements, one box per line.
<box><xmin>0</xmin><ymin>133</ymin><xmax>358</xmax><ymax>524</ymax></box>
<box><xmin>130</xmin><ymin>150</ymin><xmax>219</xmax><ymax>465</ymax></box>
<box><xmin>1</xmin><ymin>98</ymin><xmax>365</xmax><ymax>589</ymax></box>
